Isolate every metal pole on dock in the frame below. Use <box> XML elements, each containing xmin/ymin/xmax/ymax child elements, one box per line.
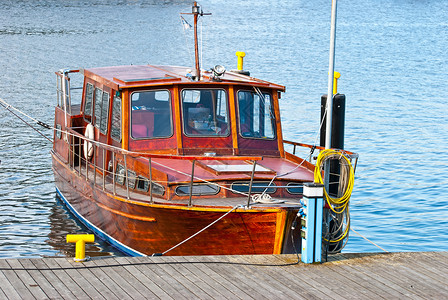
<box><xmin>325</xmin><ymin>0</ymin><xmax>338</xmax><ymax>149</ymax></box>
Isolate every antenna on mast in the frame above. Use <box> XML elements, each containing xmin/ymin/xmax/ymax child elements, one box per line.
<box><xmin>181</xmin><ymin>2</ymin><xmax>211</xmax><ymax>80</ymax></box>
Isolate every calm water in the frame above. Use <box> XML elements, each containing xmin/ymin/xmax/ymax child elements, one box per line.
<box><xmin>0</xmin><ymin>0</ymin><xmax>447</xmax><ymax>258</ymax></box>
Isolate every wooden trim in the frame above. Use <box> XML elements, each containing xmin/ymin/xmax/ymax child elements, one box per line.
<box><xmin>273</xmin><ymin>211</ymin><xmax>287</xmax><ymax>254</ymax></box>
<box><xmin>284</xmin><ymin>151</ymin><xmax>316</xmax><ymax>170</ymax></box>
<box><xmin>228</xmin><ymin>85</ymin><xmax>239</xmax><ymax>155</ymax></box>
<box><xmin>83</xmin><ymin>69</ymin><xmax>120</xmax><ymax>90</ymax></box>
<box><xmin>273</xmin><ymin>90</ymin><xmax>285</xmax><ymax>158</ymax></box>
<box><xmin>173</xmin><ymin>85</ymin><xmax>183</xmax><ymax>155</ymax></box>
<box><xmin>283</xmin><ymin>140</ymin><xmax>359</xmax><ymax>157</ymax></box>
<box><xmin>122</xmin><ymin>89</ymin><xmax>129</xmax><ymax>150</ymax></box>
<box><xmin>113</xmin><ymin>75</ymin><xmax>181</xmax><ymax>85</ymax></box>
<box><xmin>96</xmin><ymin>202</ymin><xmax>156</xmax><ymax>222</ymax></box>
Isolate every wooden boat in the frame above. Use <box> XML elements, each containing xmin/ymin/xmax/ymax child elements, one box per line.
<box><xmin>51</xmin><ymin>3</ymin><xmax>357</xmax><ymax>256</ymax></box>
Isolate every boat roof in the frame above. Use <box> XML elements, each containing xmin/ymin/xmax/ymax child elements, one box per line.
<box><xmin>82</xmin><ymin>64</ymin><xmax>285</xmax><ymax>91</ymax></box>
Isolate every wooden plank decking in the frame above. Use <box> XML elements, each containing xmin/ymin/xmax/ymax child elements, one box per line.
<box><xmin>0</xmin><ymin>252</ymin><xmax>447</xmax><ymax>299</ymax></box>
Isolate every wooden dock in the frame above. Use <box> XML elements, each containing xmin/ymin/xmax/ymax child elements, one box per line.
<box><xmin>0</xmin><ymin>251</ymin><xmax>447</xmax><ymax>299</ymax></box>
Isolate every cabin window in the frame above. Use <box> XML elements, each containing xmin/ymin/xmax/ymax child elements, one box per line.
<box><xmin>130</xmin><ymin>90</ymin><xmax>172</xmax><ymax>139</ymax></box>
<box><xmin>286</xmin><ymin>183</ymin><xmax>304</xmax><ymax>195</ymax></box>
<box><xmin>84</xmin><ymin>83</ymin><xmax>94</xmax><ymax>117</ymax></box>
<box><xmin>231</xmin><ymin>181</ymin><xmax>277</xmax><ymax>194</ymax></box>
<box><xmin>136</xmin><ymin>176</ymin><xmax>150</xmax><ymax>192</ymax></box>
<box><xmin>181</xmin><ymin>89</ymin><xmax>229</xmax><ymax>137</ymax></box>
<box><xmin>111</xmin><ymin>94</ymin><xmax>122</xmax><ymax>142</ymax></box>
<box><xmin>93</xmin><ymin>88</ymin><xmax>110</xmax><ymax>134</ymax></box>
<box><xmin>100</xmin><ymin>92</ymin><xmax>110</xmax><ymax>134</ymax></box>
<box><xmin>175</xmin><ymin>184</ymin><xmax>220</xmax><ymax>196</ymax></box>
<box><xmin>94</xmin><ymin>88</ymin><xmax>103</xmax><ymax>127</ymax></box>
<box><xmin>237</xmin><ymin>90</ymin><xmax>275</xmax><ymax>139</ymax></box>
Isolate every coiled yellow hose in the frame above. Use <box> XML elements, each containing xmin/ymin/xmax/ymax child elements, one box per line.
<box><xmin>314</xmin><ymin>149</ymin><xmax>355</xmax><ymax>214</ymax></box>
<box><xmin>314</xmin><ymin>149</ymin><xmax>355</xmax><ymax>245</ymax></box>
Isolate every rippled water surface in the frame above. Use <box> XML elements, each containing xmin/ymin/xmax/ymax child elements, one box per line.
<box><xmin>0</xmin><ymin>0</ymin><xmax>447</xmax><ymax>258</ymax></box>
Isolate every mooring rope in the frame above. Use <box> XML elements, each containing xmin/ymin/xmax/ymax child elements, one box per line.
<box><xmin>350</xmin><ymin>226</ymin><xmax>389</xmax><ymax>253</ymax></box>
<box><xmin>0</xmin><ymin>97</ymin><xmax>52</xmax><ymax>142</ymax></box>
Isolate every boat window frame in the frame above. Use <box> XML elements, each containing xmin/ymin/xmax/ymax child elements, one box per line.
<box><xmin>110</xmin><ymin>93</ymin><xmax>122</xmax><ymax>142</ymax></box>
<box><xmin>231</xmin><ymin>181</ymin><xmax>277</xmax><ymax>194</ymax></box>
<box><xmin>99</xmin><ymin>91</ymin><xmax>110</xmax><ymax>134</ymax></box>
<box><xmin>83</xmin><ymin>82</ymin><xmax>94</xmax><ymax>120</ymax></box>
<box><xmin>93</xmin><ymin>87</ymin><xmax>103</xmax><ymax>128</ymax></box>
<box><xmin>136</xmin><ymin>175</ymin><xmax>150</xmax><ymax>192</ymax></box>
<box><xmin>175</xmin><ymin>183</ymin><xmax>221</xmax><ymax>196</ymax></box>
<box><xmin>180</xmin><ymin>87</ymin><xmax>230</xmax><ymax>138</ymax></box>
<box><xmin>236</xmin><ymin>89</ymin><xmax>276</xmax><ymax>140</ymax></box>
<box><xmin>286</xmin><ymin>182</ymin><xmax>304</xmax><ymax>195</ymax></box>
<box><xmin>129</xmin><ymin>89</ymin><xmax>174</xmax><ymax>140</ymax></box>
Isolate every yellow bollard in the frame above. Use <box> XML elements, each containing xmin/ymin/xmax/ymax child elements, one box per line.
<box><xmin>66</xmin><ymin>234</ymin><xmax>95</xmax><ymax>262</ymax></box>
<box><xmin>235</xmin><ymin>51</ymin><xmax>246</xmax><ymax>71</ymax></box>
<box><xmin>333</xmin><ymin>71</ymin><xmax>341</xmax><ymax>94</ymax></box>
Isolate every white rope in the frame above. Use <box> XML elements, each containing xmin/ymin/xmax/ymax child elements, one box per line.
<box><xmin>251</xmin><ymin>193</ymin><xmax>284</xmax><ymax>204</ymax></box>
<box><xmin>0</xmin><ymin>97</ymin><xmax>42</xmax><ymax>124</ymax></box>
<box><xmin>350</xmin><ymin>226</ymin><xmax>389</xmax><ymax>253</ymax></box>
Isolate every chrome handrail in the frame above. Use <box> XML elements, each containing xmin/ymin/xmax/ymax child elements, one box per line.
<box><xmin>64</xmin><ymin>126</ymin><xmax>264</xmax><ymax>207</ymax></box>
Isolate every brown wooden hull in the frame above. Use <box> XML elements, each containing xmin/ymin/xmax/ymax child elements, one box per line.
<box><xmin>52</xmin><ymin>153</ymin><xmax>301</xmax><ymax>256</ymax></box>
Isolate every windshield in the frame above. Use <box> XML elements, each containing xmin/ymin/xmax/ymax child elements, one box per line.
<box><xmin>130</xmin><ymin>90</ymin><xmax>172</xmax><ymax>139</ymax></box>
<box><xmin>238</xmin><ymin>90</ymin><xmax>275</xmax><ymax>139</ymax></box>
<box><xmin>181</xmin><ymin>89</ymin><xmax>229</xmax><ymax>137</ymax></box>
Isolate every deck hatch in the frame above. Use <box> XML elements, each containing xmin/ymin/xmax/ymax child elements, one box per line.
<box><xmin>207</xmin><ymin>164</ymin><xmax>271</xmax><ymax>173</ymax></box>
<box><xmin>113</xmin><ymin>75</ymin><xmax>181</xmax><ymax>85</ymax></box>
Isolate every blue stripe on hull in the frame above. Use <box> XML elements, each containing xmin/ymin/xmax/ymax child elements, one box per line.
<box><xmin>55</xmin><ymin>187</ymin><xmax>146</xmax><ymax>257</ymax></box>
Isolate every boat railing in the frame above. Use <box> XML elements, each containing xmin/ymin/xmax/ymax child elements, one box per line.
<box><xmin>284</xmin><ymin>139</ymin><xmax>359</xmax><ymax>197</ymax></box>
<box><xmin>284</xmin><ymin>139</ymin><xmax>359</xmax><ymax>163</ymax></box>
<box><xmin>63</xmin><ymin>127</ymin><xmax>263</xmax><ymax>207</ymax></box>
<box><xmin>55</xmin><ymin>70</ymin><xmax>81</xmax><ymax>117</ymax></box>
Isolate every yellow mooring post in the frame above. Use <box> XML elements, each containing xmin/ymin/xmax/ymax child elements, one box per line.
<box><xmin>66</xmin><ymin>234</ymin><xmax>95</xmax><ymax>262</ymax></box>
<box><xmin>333</xmin><ymin>71</ymin><xmax>341</xmax><ymax>94</ymax></box>
<box><xmin>235</xmin><ymin>51</ymin><xmax>246</xmax><ymax>71</ymax></box>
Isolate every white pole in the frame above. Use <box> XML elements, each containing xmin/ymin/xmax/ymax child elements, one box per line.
<box><xmin>61</xmin><ymin>69</ymin><xmax>68</xmax><ymax>129</ymax></box>
<box><xmin>325</xmin><ymin>0</ymin><xmax>338</xmax><ymax>149</ymax></box>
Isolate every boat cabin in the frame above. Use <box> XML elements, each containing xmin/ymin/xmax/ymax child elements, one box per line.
<box><xmin>53</xmin><ymin>64</ymin><xmax>317</xmax><ymax>203</ymax></box>
<box><xmin>79</xmin><ymin>65</ymin><xmax>285</xmax><ymax>156</ymax></box>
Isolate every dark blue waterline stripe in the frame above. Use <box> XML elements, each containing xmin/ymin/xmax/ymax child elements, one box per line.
<box><xmin>55</xmin><ymin>187</ymin><xmax>145</xmax><ymax>257</ymax></box>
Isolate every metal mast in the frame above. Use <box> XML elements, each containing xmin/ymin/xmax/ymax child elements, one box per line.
<box><xmin>325</xmin><ymin>0</ymin><xmax>338</xmax><ymax>149</ymax></box>
<box><xmin>182</xmin><ymin>2</ymin><xmax>211</xmax><ymax>80</ymax></box>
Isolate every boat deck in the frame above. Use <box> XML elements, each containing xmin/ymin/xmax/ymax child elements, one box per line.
<box><xmin>69</xmin><ymin>162</ymin><xmax>303</xmax><ymax>210</ymax></box>
<box><xmin>1</xmin><ymin>252</ymin><xmax>447</xmax><ymax>299</ymax></box>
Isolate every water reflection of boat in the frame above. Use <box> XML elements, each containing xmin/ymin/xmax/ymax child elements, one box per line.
<box><xmin>47</xmin><ymin>196</ymin><xmax>117</xmax><ymax>258</ymax></box>
<box><xmin>51</xmin><ymin>2</ymin><xmax>357</xmax><ymax>256</ymax></box>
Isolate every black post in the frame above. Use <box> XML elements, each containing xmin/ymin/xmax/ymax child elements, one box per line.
<box><xmin>320</xmin><ymin>93</ymin><xmax>346</xmax><ymax>197</ymax></box>
<box><xmin>320</xmin><ymin>94</ymin><xmax>345</xmax><ymax>150</ymax></box>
